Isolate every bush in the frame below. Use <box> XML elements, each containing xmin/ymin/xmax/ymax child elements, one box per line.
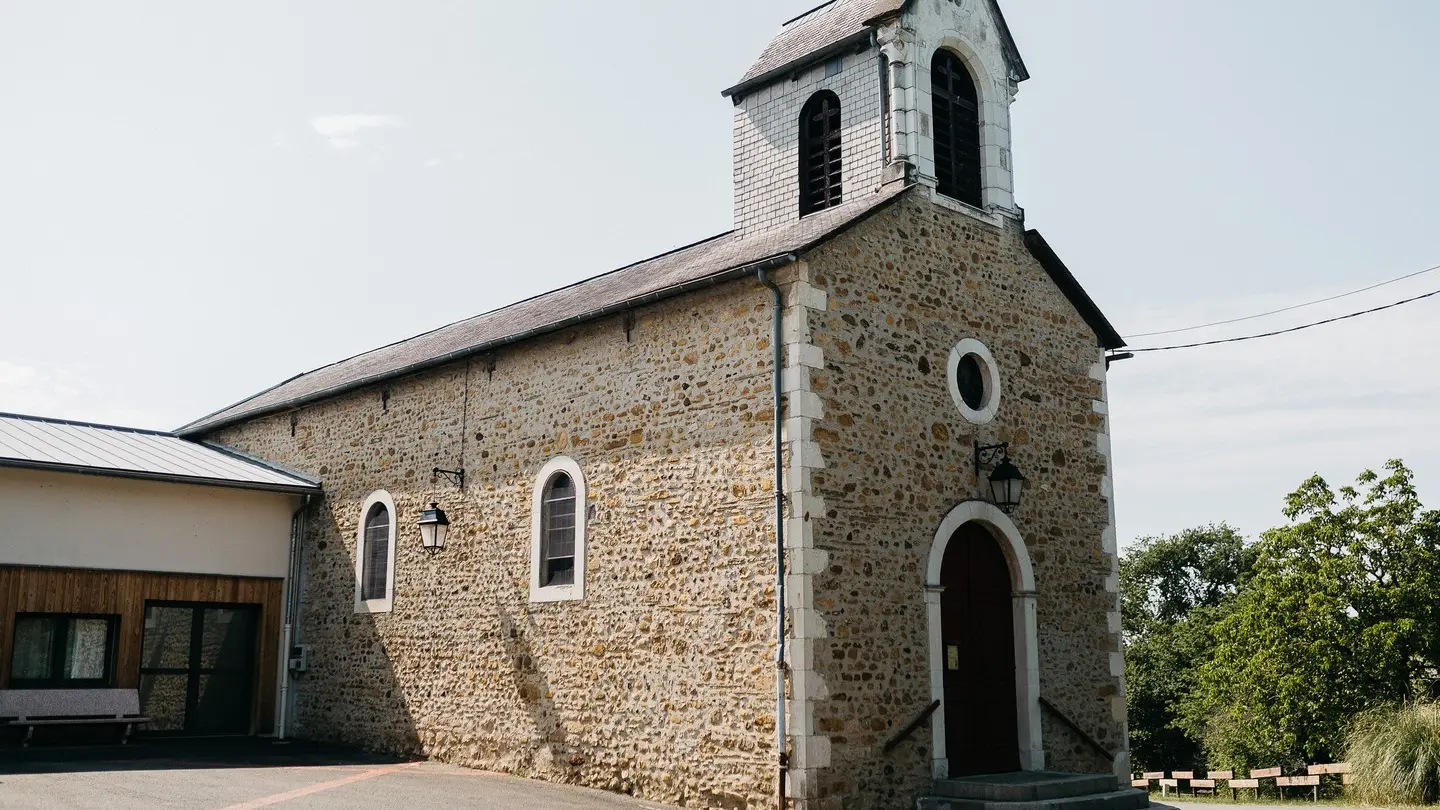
<box><xmin>1347</xmin><ymin>702</ymin><xmax>1440</xmax><ymax>805</ymax></box>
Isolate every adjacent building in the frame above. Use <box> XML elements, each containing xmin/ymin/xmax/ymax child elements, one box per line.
<box><xmin>0</xmin><ymin>412</ymin><xmax>318</xmax><ymax>739</ymax></box>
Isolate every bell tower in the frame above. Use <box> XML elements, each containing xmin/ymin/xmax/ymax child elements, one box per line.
<box><xmin>724</xmin><ymin>0</ymin><xmax>1029</xmax><ymax>236</ymax></box>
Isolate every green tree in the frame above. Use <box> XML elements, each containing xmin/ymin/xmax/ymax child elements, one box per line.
<box><xmin>1121</xmin><ymin>524</ymin><xmax>1255</xmax><ymax>771</ymax></box>
<box><xmin>1179</xmin><ymin>461</ymin><xmax>1440</xmax><ymax>768</ymax></box>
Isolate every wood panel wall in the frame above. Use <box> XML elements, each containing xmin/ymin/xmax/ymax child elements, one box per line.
<box><xmin>0</xmin><ymin>565</ymin><xmax>283</xmax><ymax>735</ymax></box>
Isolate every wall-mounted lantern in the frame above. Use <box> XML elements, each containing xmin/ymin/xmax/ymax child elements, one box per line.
<box><xmin>417</xmin><ymin>502</ymin><xmax>450</xmax><ymax>551</ymax></box>
<box><xmin>974</xmin><ymin>442</ymin><xmax>1027</xmax><ymax>514</ymax></box>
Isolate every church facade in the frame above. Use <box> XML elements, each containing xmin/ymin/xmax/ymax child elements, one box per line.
<box><xmin>179</xmin><ymin>1</ymin><xmax>1132</xmax><ymax>808</ymax></box>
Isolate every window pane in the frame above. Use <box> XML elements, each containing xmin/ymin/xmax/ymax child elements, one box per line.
<box><xmin>362</xmin><ymin>505</ymin><xmax>390</xmax><ymax>601</ymax></box>
<box><xmin>139</xmin><ymin>673</ymin><xmax>189</xmax><ymax>731</ymax></box>
<box><xmin>956</xmin><ymin>354</ymin><xmax>985</xmax><ymax>410</ymax></box>
<box><xmin>545</xmin><ymin>557</ymin><xmax>575</xmax><ymax>587</ymax></box>
<box><xmin>194</xmin><ymin>673</ymin><xmax>250</xmax><ymax>734</ymax></box>
<box><xmin>200</xmin><ymin>609</ymin><xmax>253</xmax><ymax>670</ymax></box>
<box><xmin>143</xmin><ymin>606</ymin><xmax>194</xmax><ymax>669</ymax></box>
<box><xmin>11</xmin><ymin>617</ymin><xmax>56</xmax><ymax>680</ymax></box>
<box><xmin>63</xmin><ymin>619</ymin><xmax>110</xmax><ymax>680</ymax></box>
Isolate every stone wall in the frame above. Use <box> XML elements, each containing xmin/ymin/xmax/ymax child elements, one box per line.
<box><xmin>798</xmin><ymin>192</ymin><xmax>1126</xmax><ymax>808</ymax></box>
<box><xmin>733</xmin><ymin>47</ymin><xmax>886</xmax><ymax>236</ymax></box>
<box><xmin>208</xmin><ymin>278</ymin><xmax>794</xmax><ymax>810</ymax></box>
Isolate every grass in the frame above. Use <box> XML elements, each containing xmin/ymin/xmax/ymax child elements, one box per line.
<box><xmin>1145</xmin><ymin>789</ymin><xmax>1414</xmax><ymax>808</ymax></box>
<box><xmin>1347</xmin><ymin>702</ymin><xmax>1440</xmax><ymax>806</ymax></box>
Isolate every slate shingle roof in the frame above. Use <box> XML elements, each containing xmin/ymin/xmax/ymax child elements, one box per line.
<box><xmin>724</xmin><ymin>0</ymin><xmax>1028</xmax><ymax>99</ymax></box>
<box><xmin>729</xmin><ymin>0</ymin><xmax>905</xmax><ymax>91</ymax></box>
<box><xmin>177</xmin><ymin>186</ymin><xmax>910</xmax><ymax>437</ymax></box>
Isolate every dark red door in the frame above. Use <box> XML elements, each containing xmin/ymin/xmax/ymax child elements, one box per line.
<box><xmin>941</xmin><ymin>523</ymin><xmax>1020</xmax><ymax>776</ymax></box>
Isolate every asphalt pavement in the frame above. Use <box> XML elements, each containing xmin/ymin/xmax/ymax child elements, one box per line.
<box><xmin>0</xmin><ymin>739</ymin><xmax>675</xmax><ymax>810</ymax></box>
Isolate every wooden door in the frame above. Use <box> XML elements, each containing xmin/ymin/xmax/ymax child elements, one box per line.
<box><xmin>940</xmin><ymin>523</ymin><xmax>1020</xmax><ymax>776</ymax></box>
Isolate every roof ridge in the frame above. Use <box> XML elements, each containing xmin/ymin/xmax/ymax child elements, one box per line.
<box><xmin>783</xmin><ymin>0</ymin><xmax>841</xmax><ymax>27</ymax></box>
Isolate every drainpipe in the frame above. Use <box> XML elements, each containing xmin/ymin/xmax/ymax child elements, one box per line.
<box><xmin>278</xmin><ymin>494</ymin><xmax>310</xmax><ymax>740</ymax></box>
<box><xmin>758</xmin><ymin>268</ymin><xmax>788</xmax><ymax>809</ymax></box>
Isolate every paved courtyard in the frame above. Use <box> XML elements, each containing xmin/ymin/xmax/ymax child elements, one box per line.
<box><xmin>0</xmin><ymin>741</ymin><xmax>675</xmax><ymax>810</ymax></box>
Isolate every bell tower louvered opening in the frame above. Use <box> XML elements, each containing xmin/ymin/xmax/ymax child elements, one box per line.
<box><xmin>931</xmin><ymin>50</ymin><xmax>983</xmax><ymax>209</ymax></box>
<box><xmin>799</xmin><ymin>91</ymin><xmax>843</xmax><ymax>217</ymax></box>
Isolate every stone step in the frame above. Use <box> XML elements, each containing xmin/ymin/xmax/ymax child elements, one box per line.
<box><xmin>933</xmin><ymin>772</ymin><xmax>1121</xmax><ymax>802</ymax></box>
<box><xmin>917</xmin><ymin>787</ymin><xmax>1149</xmax><ymax>810</ymax></box>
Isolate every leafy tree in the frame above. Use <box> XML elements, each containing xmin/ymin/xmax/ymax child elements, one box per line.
<box><xmin>1178</xmin><ymin>461</ymin><xmax>1440</xmax><ymax>768</ymax></box>
<box><xmin>1121</xmin><ymin>524</ymin><xmax>1255</xmax><ymax>771</ymax></box>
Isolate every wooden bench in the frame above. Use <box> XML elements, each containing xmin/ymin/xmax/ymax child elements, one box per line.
<box><xmin>0</xmin><ymin>689</ymin><xmax>149</xmax><ymax>747</ymax></box>
<box><xmin>1277</xmin><ymin>774</ymin><xmax>1321</xmax><ymax>800</ymax></box>
<box><xmin>1206</xmin><ymin>770</ymin><xmax>1233</xmax><ymax>799</ymax></box>
<box><xmin>1309</xmin><ymin>762</ymin><xmax>1353</xmax><ymax>786</ymax></box>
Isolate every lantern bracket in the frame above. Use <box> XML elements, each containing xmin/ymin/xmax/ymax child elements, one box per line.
<box><xmin>433</xmin><ymin>467</ymin><xmax>465</xmax><ymax>489</ymax></box>
<box><xmin>974</xmin><ymin>442</ymin><xmax>1010</xmax><ymax>482</ymax></box>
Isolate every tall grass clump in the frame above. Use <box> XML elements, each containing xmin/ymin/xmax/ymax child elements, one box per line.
<box><xmin>1347</xmin><ymin>702</ymin><xmax>1440</xmax><ymax>805</ymax></box>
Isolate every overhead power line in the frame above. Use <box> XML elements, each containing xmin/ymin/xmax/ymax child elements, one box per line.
<box><xmin>1126</xmin><ymin>262</ymin><xmax>1440</xmax><ymax>339</ymax></box>
<box><xmin>1125</xmin><ymin>287</ymin><xmax>1440</xmax><ymax>354</ymax></box>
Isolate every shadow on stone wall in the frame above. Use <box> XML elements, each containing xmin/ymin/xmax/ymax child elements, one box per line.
<box><xmin>289</xmin><ymin>505</ymin><xmax>420</xmax><ymax>757</ymax></box>
<box><xmin>498</xmin><ymin>613</ymin><xmax>566</xmax><ymax>752</ymax></box>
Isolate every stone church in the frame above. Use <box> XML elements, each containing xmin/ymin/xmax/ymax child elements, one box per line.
<box><xmin>178</xmin><ymin>1</ymin><xmax>1137</xmax><ymax>807</ymax></box>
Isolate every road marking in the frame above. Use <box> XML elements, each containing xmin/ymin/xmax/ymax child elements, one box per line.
<box><xmin>219</xmin><ymin>762</ymin><xmax>420</xmax><ymax>809</ymax></box>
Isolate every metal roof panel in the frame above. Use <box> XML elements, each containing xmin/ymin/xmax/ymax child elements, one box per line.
<box><xmin>0</xmin><ymin>412</ymin><xmax>321</xmax><ymax>494</ymax></box>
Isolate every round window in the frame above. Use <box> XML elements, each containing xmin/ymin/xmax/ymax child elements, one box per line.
<box><xmin>946</xmin><ymin>339</ymin><xmax>1000</xmax><ymax>424</ymax></box>
<box><xmin>955</xmin><ymin>354</ymin><xmax>985</xmax><ymax>410</ymax></box>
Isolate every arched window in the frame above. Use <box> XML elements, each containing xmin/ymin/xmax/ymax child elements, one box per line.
<box><xmin>931</xmin><ymin>50</ymin><xmax>983</xmax><ymax>208</ymax></box>
<box><xmin>798</xmin><ymin>91</ymin><xmax>843</xmax><ymax>216</ymax></box>
<box><xmin>361</xmin><ymin>504</ymin><xmax>390</xmax><ymax>600</ymax></box>
<box><xmin>540</xmin><ymin>473</ymin><xmax>576</xmax><ymax>586</ymax></box>
<box><xmin>355</xmin><ymin>490</ymin><xmax>397</xmax><ymax>612</ymax></box>
<box><xmin>530</xmin><ymin>456</ymin><xmax>587</xmax><ymax>602</ymax></box>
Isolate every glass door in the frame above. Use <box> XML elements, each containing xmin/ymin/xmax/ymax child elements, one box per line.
<box><xmin>138</xmin><ymin>603</ymin><xmax>257</xmax><ymax>735</ymax></box>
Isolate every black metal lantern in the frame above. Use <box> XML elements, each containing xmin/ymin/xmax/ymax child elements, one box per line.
<box><xmin>975</xmin><ymin>441</ymin><xmax>1027</xmax><ymax>514</ymax></box>
<box><xmin>987</xmin><ymin>455</ymin><xmax>1027</xmax><ymax>514</ymax></box>
<box><xmin>417</xmin><ymin>502</ymin><xmax>450</xmax><ymax>551</ymax></box>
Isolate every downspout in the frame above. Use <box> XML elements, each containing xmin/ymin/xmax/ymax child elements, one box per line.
<box><xmin>879</xmin><ymin>49</ymin><xmax>891</xmax><ymax>165</ymax></box>
<box><xmin>278</xmin><ymin>494</ymin><xmax>311</xmax><ymax>740</ymax></box>
<box><xmin>758</xmin><ymin>268</ymin><xmax>788</xmax><ymax>809</ymax></box>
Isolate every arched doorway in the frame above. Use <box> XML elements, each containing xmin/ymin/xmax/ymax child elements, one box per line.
<box><xmin>926</xmin><ymin>500</ymin><xmax>1043</xmax><ymax>778</ymax></box>
<box><xmin>940</xmin><ymin>522</ymin><xmax>1020</xmax><ymax>776</ymax></box>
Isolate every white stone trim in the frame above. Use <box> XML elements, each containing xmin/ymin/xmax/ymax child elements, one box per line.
<box><xmin>926</xmin><ymin>499</ymin><xmax>1043</xmax><ymax>777</ymax></box>
<box><xmin>946</xmin><ymin>338</ymin><xmax>1002</xmax><ymax>425</ymax></box>
<box><xmin>777</xmin><ymin>271</ymin><xmax>834</xmax><ymax>805</ymax></box>
<box><xmin>354</xmin><ymin>489</ymin><xmax>398</xmax><ymax>614</ymax></box>
<box><xmin>1091</xmin><ymin>351</ymin><xmax>1132</xmax><ymax>777</ymax></box>
<box><xmin>529</xmin><ymin>456</ymin><xmax>587</xmax><ymax>604</ymax></box>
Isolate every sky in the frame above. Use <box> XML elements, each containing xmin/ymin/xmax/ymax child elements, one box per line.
<box><xmin>2</xmin><ymin>1</ymin><xmax>1437</xmax><ymax>549</ymax></box>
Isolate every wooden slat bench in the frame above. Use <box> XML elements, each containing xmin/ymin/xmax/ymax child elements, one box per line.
<box><xmin>1277</xmin><ymin>774</ymin><xmax>1321</xmax><ymax>800</ymax></box>
<box><xmin>0</xmin><ymin>689</ymin><xmax>149</xmax><ymax>747</ymax></box>
<box><xmin>1309</xmin><ymin>762</ymin><xmax>1353</xmax><ymax>787</ymax></box>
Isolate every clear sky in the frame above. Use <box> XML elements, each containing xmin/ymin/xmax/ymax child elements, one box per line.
<box><xmin>2</xmin><ymin>1</ymin><xmax>1437</xmax><ymax>548</ymax></box>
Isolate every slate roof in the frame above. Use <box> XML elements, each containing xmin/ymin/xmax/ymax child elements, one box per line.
<box><xmin>724</xmin><ymin>0</ymin><xmax>1029</xmax><ymax>99</ymax></box>
<box><xmin>727</xmin><ymin>0</ymin><xmax>905</xmax><ymax>94</ymax></box>
<box><xmin>177</xmin><ymin>186</ymin><xmax>911</xmax><ymax>437</ymax></box>
<box><xmin>0</xmin><ymin>412</ymin><xmax>321</xmax><ymax>494</ymax></box>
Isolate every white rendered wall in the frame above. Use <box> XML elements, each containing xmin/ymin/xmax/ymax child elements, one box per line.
<box><xmin>0</xmin><ymin>467</ymin><xmax>298</xmax><ymax>578</ymax></box>
<box><xmin>732</xmin><ymin>47</ymin><xmax>886</xmax><ymax>235</ymax></box>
